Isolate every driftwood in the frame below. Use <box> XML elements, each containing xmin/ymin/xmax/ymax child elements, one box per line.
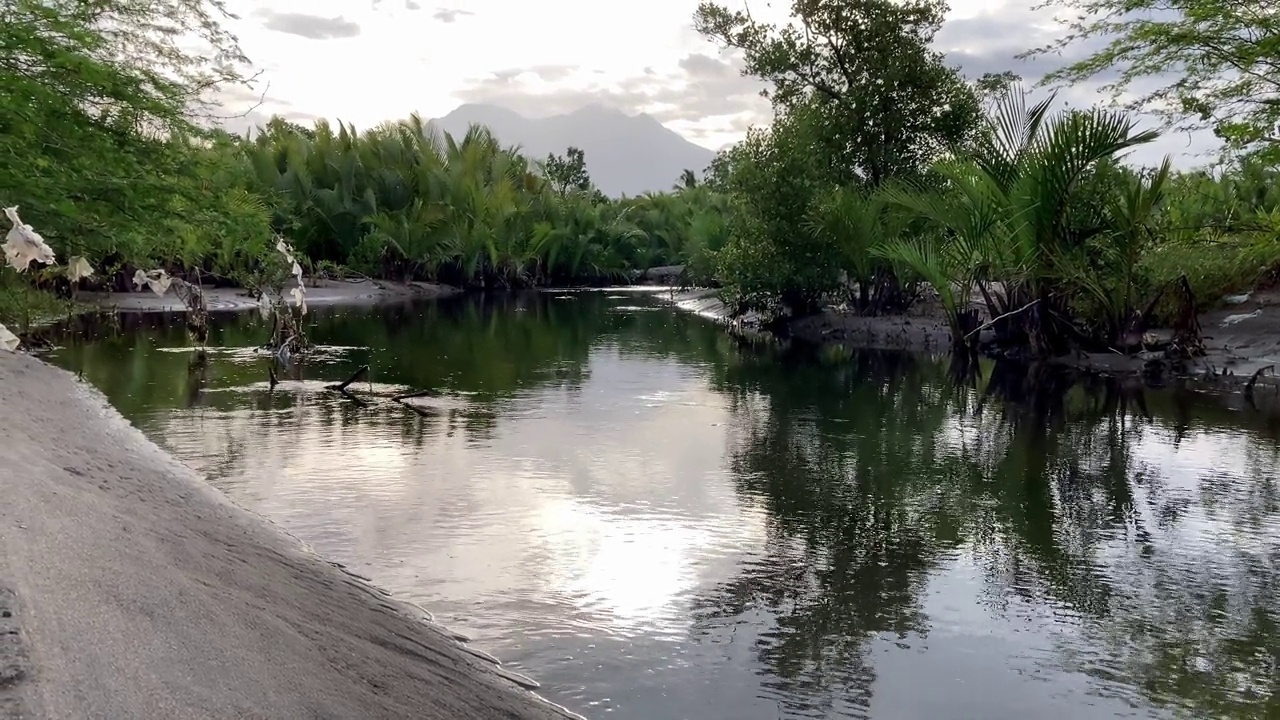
<box><xmin>323</xmin><ymin>365</ymin><xmax>370</xmax><ymax>406</ymax></box>
<box><xmin>326</xmin><ymin>365</ymin><xmax>369</xmax><ymax>392</ymax></box>
<box><xmin>391</xmin><ymin>388</ymin><xmax>438</xmax><ymax>402</ymax></box>
<box><xmin>394</xmin><ymin>398</ymin><xmax>436</xmax><ymax>417</ymax></box>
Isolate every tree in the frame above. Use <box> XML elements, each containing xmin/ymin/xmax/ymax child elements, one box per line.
<box><xmin>675</xmin><ymin>168</ymin><xmax>699</xmax><ymax>191</ymax></box>
<box><xmin>695</xmin><ymin>0</ymin><xmax>982</xmax><ymax>186</ymax></box>
<box><xmin>0</xmin><ymin>0</ymin><xmax>264</xmax><ymax>278</ymax></box>
<box><xmin>879</xmin><ymin>86</ymin><xmax>1163</xmax><ymax>351</ymax></box>
<box><xmin>974</xmin><ymin>71</ymin><xmax>1022</xmax><ymax>108</ymax></box>
<box><xmin>543</xmin><ymin>146</ymin><xmax>594</xmax><ymax>196</ymax></box>
<box><xmin>708</xmin><ymin>102</ymin><xmax>850</xmax><ymax>315</ymax></box>
<box><xmin>1026</xmin><ymin>0</ymin><xmax>1280</xmax><ymax>159</ymax></box>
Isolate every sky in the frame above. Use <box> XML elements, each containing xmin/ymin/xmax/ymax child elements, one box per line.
<box><xmin>213</xmin><ymin>0</ymin><xmax>1217</xmax><ymax>168</ymax></box>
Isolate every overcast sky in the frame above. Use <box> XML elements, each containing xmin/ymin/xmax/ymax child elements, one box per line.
<box><xmin>214</xmin><ymin>0</ymin><xmax>1216</xmax><ymax>167</ymax></box>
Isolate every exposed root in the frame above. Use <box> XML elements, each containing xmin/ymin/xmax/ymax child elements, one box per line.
<box><xmin>1170</xmin><ymin>275</ymin><xmax>1205</xmax><ymax>359</ymax></box>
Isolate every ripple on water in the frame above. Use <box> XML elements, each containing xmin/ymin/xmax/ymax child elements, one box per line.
<box><xmin>53</xmin><ymin>300</ymin><xmax>1280</xmax><ymax>720</ymax></box>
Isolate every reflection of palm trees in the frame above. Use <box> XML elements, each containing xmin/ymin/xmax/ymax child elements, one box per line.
<box><xmin>690</xmin><ymin>349</ymin><xmax>965</xmax><ymax>713</ymax></box>
<box><xmin>698</xmin><ymin>347</ymin><xmax>1280</xmax><ymax>718</ymax></box>
<box><xmin>49</xmin><ymin>295</ymin><xmax>1280</xmax><ymax>718</ymax></box>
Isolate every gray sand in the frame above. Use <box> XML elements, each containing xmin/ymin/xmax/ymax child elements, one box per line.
<box><xmin>0</xmin><ymin>350</ymin><xmax>579</xmax><ymax>720</ymax></box>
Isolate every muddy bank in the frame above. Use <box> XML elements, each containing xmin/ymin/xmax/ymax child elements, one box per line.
<box><xmin>671</xmin><ymin>285</ymin><xmax>1280</xmax><ymax>397</ymax></box>
<box><xmin>83</xmin><ymin>278</ymin><xmax>462</xmax><ymax>313</ymax></box>
<box><xmin>785</xmin><ymin>291</ymin><xmax>1280</xmax><ymax>385</ymax></box>
<box><xmin>785</xmin><ymin>304</ymin><xmax>957</xmax><ymax>352</ymax></box>
<box><xmin>0</xmin><ymin>350</ymin><xmax>579</xmax><ymax>720</ymax></box>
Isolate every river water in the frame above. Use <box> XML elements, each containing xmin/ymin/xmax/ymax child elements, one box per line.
<box><xmin>50</xmin><ymin>291</ymin><xmax>1280</xmax><ymax>719</ymax></box>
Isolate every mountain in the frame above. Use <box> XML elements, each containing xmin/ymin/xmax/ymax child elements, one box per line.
<box><xmin>430</xmin><ymin>103</ymin><xmax>717</xmax><ymax>197</ymax></box>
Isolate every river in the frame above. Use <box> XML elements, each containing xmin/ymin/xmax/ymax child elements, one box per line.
<box><xmin>49</xmin><ymin>290</ymin><xmax>1280</xmax><ymax>719</ymax></box>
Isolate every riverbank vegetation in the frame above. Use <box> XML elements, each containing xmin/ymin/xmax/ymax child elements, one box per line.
<box><xmin>0</xmin><ymin>0</ymin><xmax>727</xmax><ymax>334</ymax></box>
<box><xmin>693</xmin><ymin>0</ymin><xmax>1280</xmax><ymax>357</ymax></box>
<box><xmin>3</xmin><ymin>0</ymin><xmax>1278</xmax><ymax>361</ymax></box>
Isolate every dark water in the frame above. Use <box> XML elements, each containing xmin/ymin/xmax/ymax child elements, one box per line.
<box><xmin>49</xmin><ymin>291</ymin><xmax>1280</xmax><ymax>720</ymax></box>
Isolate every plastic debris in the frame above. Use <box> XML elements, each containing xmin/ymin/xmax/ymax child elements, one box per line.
<box><xmin>3</xmin><ymin>206</ymin><xmax>56</xmax><ymax>272</ymax></box>
<box><xmin>65</xmin><ymin>256</ymin><xmax>94</xmax><ymax>282</ymax></box>
<box><xmin>132</xmin><ymin>268</ymin><xmax>173</xmax><ymax>297</ymax></box>
<box><xmin>0</xmin><ymin>323</ymin><xmax>19</xmax><ymax>352</ymax></box>
<box><xmin>1220</xmin><ymin>309</ymin><xmax>1262</xmax><ymax>327</ymax></box>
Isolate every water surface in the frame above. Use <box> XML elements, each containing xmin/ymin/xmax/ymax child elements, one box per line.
<box><xmin>51</xmin><ymin>292</ymin><xmax>1280</xmax><ymax>719</ymax></box>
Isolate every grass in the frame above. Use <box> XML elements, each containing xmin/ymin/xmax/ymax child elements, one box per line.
<box><xmin>0</xmin><ymin>277</ymin><xmax>82</xmax><ymax>333</ymax></box>
<box><xmin>1140</xmin><ymin>234</ymin><xmax>1280</xmax><ymax>321</ymax></box>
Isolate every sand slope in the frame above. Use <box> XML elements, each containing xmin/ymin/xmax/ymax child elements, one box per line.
<box><xmin>0</xmin><ymin>350</ymin><xmax>577</xmax><ymax>720</ymax></box>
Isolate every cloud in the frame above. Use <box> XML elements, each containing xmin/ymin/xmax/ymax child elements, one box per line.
<box><xmin>932</xmin><ymin>5</ymin><xmax>1221</xmax><ymax>166</ymax></box>
<box><xmin>432</xmin><ymin>8</ymin><xmax>474</xmax><ymax>23</ymax></box>
<box><xmin>528</xmin><ymin>64</ymin><xmax>577</xmax><ymax>82</ymax></box>
<box><xmin>453</xmin><ymin>50</ymin><xmax>771</xmax><ymax>137</ymax></box>
<box><xmin>214</xmin><ymin>0</ymin><xmax>1218</xmax><ymax>165</ymax></box>
<box><xmin>935</xmin><ymin>6</ymin><xmax>1081</xmax><ymax>83</ymax></box>
<box><xmin>259</xmin><ymin>11</ymin><xmax>361</xmax><ymax>40</ymax></box>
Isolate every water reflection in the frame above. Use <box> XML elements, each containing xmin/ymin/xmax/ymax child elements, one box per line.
<box><xmin>48</xmin><ymin>292</ymin><xmax>1280</xmax><ymax>719</ymax></box>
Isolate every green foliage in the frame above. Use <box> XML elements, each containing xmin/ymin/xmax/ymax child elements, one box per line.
<box><xmin>706</xmin><ymin>58</ymin><xmax>1280</xmax><ymax>354</ymax></box>
<box><xmin>5</xmin><ymin>0</ymin><xmax>1278</xmax><ymax>357</ymax></box>
<box><xmin>877</xmin><ymin>86</ymin><xmax>1168</xmax><ymax>348</ymax></box>
<box><xmin>543</xmin><ymin>146</ymin><xmax>602</xmax><ymax>201</ymax></box>
<box><xmin>0</xmin><ymin>268</ymin><xmax>73</xmax><ymax>332</ymax></box>
<box><xmin>694</xmin><ymin>0</ymin><xmax>984</xmax><ymax>317</ymax></box>
<box><xmin>708</xmin><ymin>105</ymin><xmax>848</xmax><ymax>315</ymax></box>
<box><xmin>696</xmin><ymin>0</ymin><xmax>982</xmax><ymax>186</ymax></box>
<box><xmin>0</xmin><ymin>0</ymin><xmax>720</xmax><ymax>307</ymax></box>
<box><xmin>1028</xmin><ymin>0</ymin><xmax>1280</xmax><ymax>160</ymax></box>
<box><xmin>243</xmin><ymin>118</ymin><xmax>718</xmax><ymax>288</ymax></box>
<box><xmin>0</xmin><ymin>0</ymin><xmax>272</xmax><ymax>290</ymax></box>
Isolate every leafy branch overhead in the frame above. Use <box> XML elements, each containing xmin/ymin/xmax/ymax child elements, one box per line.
<box><xmin>694</xmin><ymin>0</ymin><xmax>981</xmax><ymax>185</ymax></box>
<box><xmin>1026</xmin><ymin>0</ymin><xmax>1280</xmax><ymax>159</ymax></box>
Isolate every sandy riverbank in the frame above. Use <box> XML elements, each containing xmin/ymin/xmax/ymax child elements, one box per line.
<box><xmin>0</xmin><ymin>350</ymin><xmax>579</xmax><ymax>720</ymax></box>
<box><xmin>82</xmin><ymin>278</ymin><xmax>462</xmax><ymax>313</ymax></box>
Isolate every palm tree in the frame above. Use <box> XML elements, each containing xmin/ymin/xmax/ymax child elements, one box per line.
<box><xmin>878</xmin><ymin>86</ymin><xmax>1160</xmax><ymax>352</ymax></box>
<box><xmin>674</xmin><ymin>168</ymin><xmax>698</xmax><ymax>191</ymax></box>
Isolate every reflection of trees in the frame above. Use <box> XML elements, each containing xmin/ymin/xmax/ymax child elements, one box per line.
<box><xmin>46</xmin><ymin>291</ymin><xmax>742</xmax><ymax>480</ymax></box>
<box><xmin>691</xmin><ymin>350</ymin><xmax>968</xmax><ymax>715</ymax></box>
<box><xmin>53</xmin><ymin>293</ymin><xmax>740</xmax><ymax>419</ymax></box>
<box><xmin>699</xmin><ymin>348</ymin><xmax>1280</xmax><ymax>718</ymax></box>
<box><xmin>49</xmin><ymin>295</ymin><xmax>1280</xmax><ymax>717</ymax></box>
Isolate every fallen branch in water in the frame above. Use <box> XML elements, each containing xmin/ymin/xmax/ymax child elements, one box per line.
<box><xmin>391</xmin><ymin>388</ymin><xmax>438</xmax><ymax>402</ymax></box>
<box><xmin>1244</xmin><ymin>364</ymin><xmax>1274</xmax><ymax>404</ymax></box>
<box><xmin>326</xmin><ymin>365</ymin><xmax>369</xmax><ymax>392</ymax></box>
<box><xmin>394</xmin><ymin>397</ymin><xmax>435</xmax><ymax>417</ymax></box>
<box><xmin>338</xmin><ymin>390</ymin><xmax>369</xmax><ymax>407</ymax></box>
<box><xmin>964</xmin><ymin>299</ymin><xmax>1041</xmax><ymax>341</ymax></box>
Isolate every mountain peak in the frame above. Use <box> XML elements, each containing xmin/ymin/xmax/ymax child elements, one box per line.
<box><xmin>568</xmin><ymin>103</ymin><xmax>629</xmax><ymax>118</ymax></box>
<box><xmin>440</xmin><ymin>103</ymin><xmax>526</xmax><ymax>122</ymax></box>
<box><xmin>432</xmin><ymin>103</ymin><xmax>714</xmax><ymax>197</ymax></box>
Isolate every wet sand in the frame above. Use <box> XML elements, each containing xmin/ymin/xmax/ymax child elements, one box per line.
<box><xmin>0</xmin><ymin>349</ymin><xmax>580</xmax><ymax>720</ymax></box>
